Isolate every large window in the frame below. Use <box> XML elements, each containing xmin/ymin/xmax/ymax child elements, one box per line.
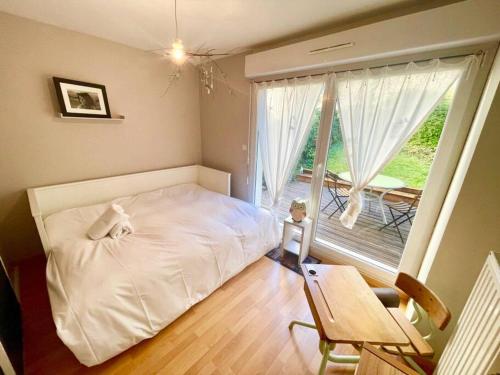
<box><xmin>252</xmin><ymin>50</ymin><xmax>486</xmax><ymax>278</ymax></box>
<box><xmin>314</xmin><ymin>86</ymin><xmax>456</xmax><ymax>271</ymax></box>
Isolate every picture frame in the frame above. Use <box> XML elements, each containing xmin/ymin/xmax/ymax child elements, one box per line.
<box><xmin>53</xmin><ymin>77</ymin><xmax>111</xmax><ymax>118</ymax></box>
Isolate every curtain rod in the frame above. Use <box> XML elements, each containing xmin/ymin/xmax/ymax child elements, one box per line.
<box><xmin>253</xmin><ymin>50</ymin><xmax>484</xmax><ymax>84</ymax></box>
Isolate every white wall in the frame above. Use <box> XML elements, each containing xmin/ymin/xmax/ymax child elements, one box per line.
<box><xmin>200</xmin><ymin>55</ymin><xmax>252</xmax><ymax>201</ymax></box>
<box><xmin>424</xmin><ymin>84</ymin><xmax>500</xmax><ymax>358</ymax></box>
<box><xmin>245</xmin><ymin>0</ymin><xmax>500</xmax><ymax>78</ymax></box>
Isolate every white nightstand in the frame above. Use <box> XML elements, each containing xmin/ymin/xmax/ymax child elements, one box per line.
<box><xmin>280</xmin><ymin>216</ymin><xmax>313</xmax><ymax>265</ymax></box>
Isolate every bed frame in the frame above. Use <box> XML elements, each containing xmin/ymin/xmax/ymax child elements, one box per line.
<box><xmin>27</xmin><ymin>165</ymin><xmax>231</xmax><ymax>256</ymax></box>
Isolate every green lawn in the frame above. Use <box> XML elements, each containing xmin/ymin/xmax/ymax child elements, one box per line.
<box><xmin>297</xmin><ymin>89</ymin><xmax>454</xmax><ymax>190</ymax></box>
<box><xmin>326</xmin><ymin>143</ymin><xmax>432</xmax><ymax>189</ymax></box>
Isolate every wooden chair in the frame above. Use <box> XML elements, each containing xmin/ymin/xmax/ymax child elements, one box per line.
<box><xmin>382</xmin><ymin>272</ymin><xmax>451</xmax><ymax>374</ymax></box>
<box><xmin>356</xmin><ymin>343</ymin><xmax>419</xmax><ymax>375</ymax></box>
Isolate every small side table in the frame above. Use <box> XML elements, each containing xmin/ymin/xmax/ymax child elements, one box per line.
<box><xmin>279</xmin><ymin>216</ymin><xmax>312</xmax><ymax>265</ymax></box>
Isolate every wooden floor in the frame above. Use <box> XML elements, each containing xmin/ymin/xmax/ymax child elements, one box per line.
<box><xmin>20</xmin><ymin>255</ymin><xmax>361</xmax><ymax>375</ymax></box>
<box><xmin>263</xmin><ymin>181</ymin><xmax>410</xmax><ymax>269</ymax></box>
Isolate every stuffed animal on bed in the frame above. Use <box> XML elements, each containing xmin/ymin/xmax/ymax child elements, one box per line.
<box><xmin>289</xmin><ymin>198</ymin><xmax>307</xmax><ymax>222</ymax></box>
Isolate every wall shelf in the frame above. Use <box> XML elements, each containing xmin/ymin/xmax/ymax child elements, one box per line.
<box><xmin>57</xmin><ymin>113</ymin><xmax>125</xmax><ymax>122</ymax></box>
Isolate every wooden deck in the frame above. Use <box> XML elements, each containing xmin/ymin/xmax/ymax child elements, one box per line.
<box><xmin>263</xmin><ymin>181</ymin><xmax>411</xmax><ymax>269</ymax></box>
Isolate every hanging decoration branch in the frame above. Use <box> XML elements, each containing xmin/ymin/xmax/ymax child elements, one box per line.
<box><xmin>152</xmin><ymin>0</ymin><xmax>239</xmax><ymax>97</ymax></box>
<box><xmin>161</xmin><ymin>67</ymin><xmax>182</xmax><ymax>97</ymax></box>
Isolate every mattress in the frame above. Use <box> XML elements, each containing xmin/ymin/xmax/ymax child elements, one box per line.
<box><xmin>43</xmin><ymin>183</ymin><xmax>280</xmax><ymax>366</ymax></box>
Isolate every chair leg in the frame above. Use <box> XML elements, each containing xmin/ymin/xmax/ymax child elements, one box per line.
<box><xmin>327</xmin><ymin>197</ymin><xmax>344</xmax><ymax>219</ymax></box>
<box><xmin>321</xmin><ymin>198</ymin><xmax>334</xmax><ymax>212</ymax></box>
<box><xmin>394</xmin><ymin>219</ymin><xmax>405</xmax><ymax>243</ymax></box>
<box><xmin>379</xmin><ymin>208</ymin><xmax>405</xmax><ymax>243</ymax></box>
<box><xmin>290</xmin><ymin>321</ymin><xmax>360</xmax><ymax>373</ymax></box>
<box><xmin>338</xmin><ymin>197</ymin><xmax>347</xmax><ymax>213</ymax></box>
<box><xmin>379</xmin><ymin>208</ymin><xmax>399</xmax><ymax>230</ymax></box>
<box><xmin>408</xmin><ymin>214</ymin><xmax>413</xmax><ymax>225</ymax></box>
<box><xmin>328</xmin><ymin>205</ymin><xmax>342</xmax><ymax>219</ymax></box>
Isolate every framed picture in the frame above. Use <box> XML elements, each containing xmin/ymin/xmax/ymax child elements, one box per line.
<box><xmin>53</xmin><ymin>77</ymin><xmax>111</xmax><ymax>118</ymax></box>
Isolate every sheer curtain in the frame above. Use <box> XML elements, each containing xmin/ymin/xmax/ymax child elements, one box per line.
<box><xmin>255</xmin><ymin>76</ymin><xmax>326</xmax><ymax>209</ymax></box>
<box><xmin>336</xmin><ymin>57</ymin><xmax>475</xmax><ymax>228</ymax></box>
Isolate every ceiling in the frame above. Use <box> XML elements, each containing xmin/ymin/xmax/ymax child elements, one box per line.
<box><xmin>0</xmin><ymin>0</ymin><xmax>443</xmax><ymax>53</ymax></box>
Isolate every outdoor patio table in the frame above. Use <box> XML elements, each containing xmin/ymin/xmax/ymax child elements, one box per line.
<box><xmin>338</xmin><ymin>172</ymin><xmax>406</xmax><ymax>224</ymax></box>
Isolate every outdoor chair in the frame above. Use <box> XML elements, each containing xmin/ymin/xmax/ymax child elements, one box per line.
<box><xmin>379</xmin><ymin>192</ymin><xmax>421</xmax><ymax>242</ymax></box>
<box><xmin>321</xmin><ymin>171</ymin><xmax>350</xmax><ymax>219</ymax></box>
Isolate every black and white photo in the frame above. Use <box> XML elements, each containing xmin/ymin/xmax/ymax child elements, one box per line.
<box><xmin>53</xmin><ymin>77</ymin><xmax>111</xmax><ymax>118</ymax></box>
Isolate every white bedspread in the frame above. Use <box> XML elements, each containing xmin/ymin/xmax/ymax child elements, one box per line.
<box><xmin>44</xmin><ymin>183</ymin><xmax>280</xmax><ymax>366</ymax></box>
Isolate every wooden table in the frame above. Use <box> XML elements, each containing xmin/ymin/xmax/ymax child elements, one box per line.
<box><xmin>289</xmin><ymin>264</ymin><xmax>410</xmax><ymax>375</ymax></box>
<box><xmin>338</xmin><ymin>171</ymin><xmax>406</xmax><ymax>224</ymax></box>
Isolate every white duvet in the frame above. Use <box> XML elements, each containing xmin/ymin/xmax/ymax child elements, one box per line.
<box><xmin>44</xmin><ymin>183</ymin><xmax>280</xmax><ymax>366</ymax></box>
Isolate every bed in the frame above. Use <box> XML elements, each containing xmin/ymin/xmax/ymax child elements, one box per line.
<box><xmin>27</xmin><ymin>165</ymin><xmax>280</xmax><ymax>366</ymax></box>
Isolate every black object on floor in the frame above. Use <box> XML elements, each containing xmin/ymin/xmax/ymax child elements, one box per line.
<box><xmin>266</xmin><ymin>248</ymin><xmax>400</xmax><ymax>308</ymax></box>
<box><xmin>265</xmin><ymin>247</ymin><xmax>320</xmax><ymax>276</ymax></box>
<box><xmin>0</xmin><ymin>258</ymin><xmax>23</xmax><ymax>374</ymax></box>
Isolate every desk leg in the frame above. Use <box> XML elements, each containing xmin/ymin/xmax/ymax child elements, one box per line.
<box><xmin>318</xmin><ymin>341</ymin><xmax>359</xmax><ymax>375</ymax></box>
<box><xmin>290</xmin><ymin>321</ymin><xmax>360</xmax><ymax>374</ymax></box>
<box><xmin>288</xmin><ymin>320</ymin><xmax>316</xmax><ymax>330</ymax></box>
<box><xmin>328</xmin><ymin>352</ymin><xmax>360</xmax><ymax>363</ymax></box>
<box><xmin>318</xmin><ymin>341</ymin><xmax>332</xmax><ymax>375</ymax></box>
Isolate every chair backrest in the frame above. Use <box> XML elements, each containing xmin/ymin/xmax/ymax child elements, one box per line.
<box><xmin>409</xmin><ymin>191</ymin><xmax>422</xmax><ymax>209</ymax></box>
<box><xmin>395</xmin><ymin>272</ymin><xmax>451</xmax><ymax>330</ymax></box>
<box><xmin>325</xmin><ymin>170</ymin><xmax>336</xmax><ymax>181</ymax></box>
<box><xmin>325</xmin><ymin>170</ymin><xmax>343</xmax><ymax>191</ymax></box>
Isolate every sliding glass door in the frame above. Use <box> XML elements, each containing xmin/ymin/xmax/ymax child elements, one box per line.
<box><xmin>252</xmin><ymin>44</ymin><xmax>495</xmax><ymax>280</ymax></box>
<box><xmin>315</xmin><ymin>86</ymin><xmax>457</xmax><ymax>272</ymax></box>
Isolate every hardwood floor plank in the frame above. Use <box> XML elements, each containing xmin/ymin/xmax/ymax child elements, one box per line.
<box><xmin>20</xmin><ymin>255</ymin><xmax>363</xmax><ymax>374</ymax></box>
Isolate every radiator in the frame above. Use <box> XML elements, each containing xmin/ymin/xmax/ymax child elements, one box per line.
<box><xmin>436</xmin><ymin>251</ymin><xmax>500</xmax><ymax>375</ymax></box>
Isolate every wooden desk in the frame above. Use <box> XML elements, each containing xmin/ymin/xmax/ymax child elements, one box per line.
<box><xmin>290</xmin><ymin>264</ymin><xmax>410</xmax><ymax>375</ymax></box>
<box><xmin>303</xmin><ymin>264</ymin><xmax>409</xmax><ymax>345</ymax></box>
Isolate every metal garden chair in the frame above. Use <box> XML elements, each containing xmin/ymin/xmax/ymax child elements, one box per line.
<box><xmin>379</xmin><ymin>192</ymin><xmax>421</xmax><ymax>242</ymax></box>
<box><xmin>321</xmin><ymin>171</ymin><xmax>350</xmax><ymax>219</ymax></box>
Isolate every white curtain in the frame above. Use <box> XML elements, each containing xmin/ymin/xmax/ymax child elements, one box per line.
<box><xmin>255</xmin><ymin>76</ymin><xmax>326</xmax><ymax>208</ymax></box>
<box><xmin>336</xmin><ymin>57</ymin><xmax>474</xmax><ymax>228</ymax></box>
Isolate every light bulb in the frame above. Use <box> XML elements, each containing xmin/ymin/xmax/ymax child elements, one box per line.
<box><xmin>171</xmin><ymin>39</ymin><xmax>186</xmax><ymax>65</ymax></box>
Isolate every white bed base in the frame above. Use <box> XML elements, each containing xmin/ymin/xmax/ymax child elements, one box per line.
<box><xmin>27</xmin><ymin>165</ymin><xmax>231</xmax><ymax>256</ymax></box>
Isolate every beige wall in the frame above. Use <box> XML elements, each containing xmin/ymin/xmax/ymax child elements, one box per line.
<box><xmin>425</xmin><ymin>86</ymin><xmax>500</xmax><ymax>357</ymax></box>
<box><xmin>200</xmin><ymin>54</ymin><xmax>251</xmax><ymax>201</ymax></box>
<box><xmin>0</xmin><ymin>12</ymin><xmax>201</xmax><ymax>266</ymax></box>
